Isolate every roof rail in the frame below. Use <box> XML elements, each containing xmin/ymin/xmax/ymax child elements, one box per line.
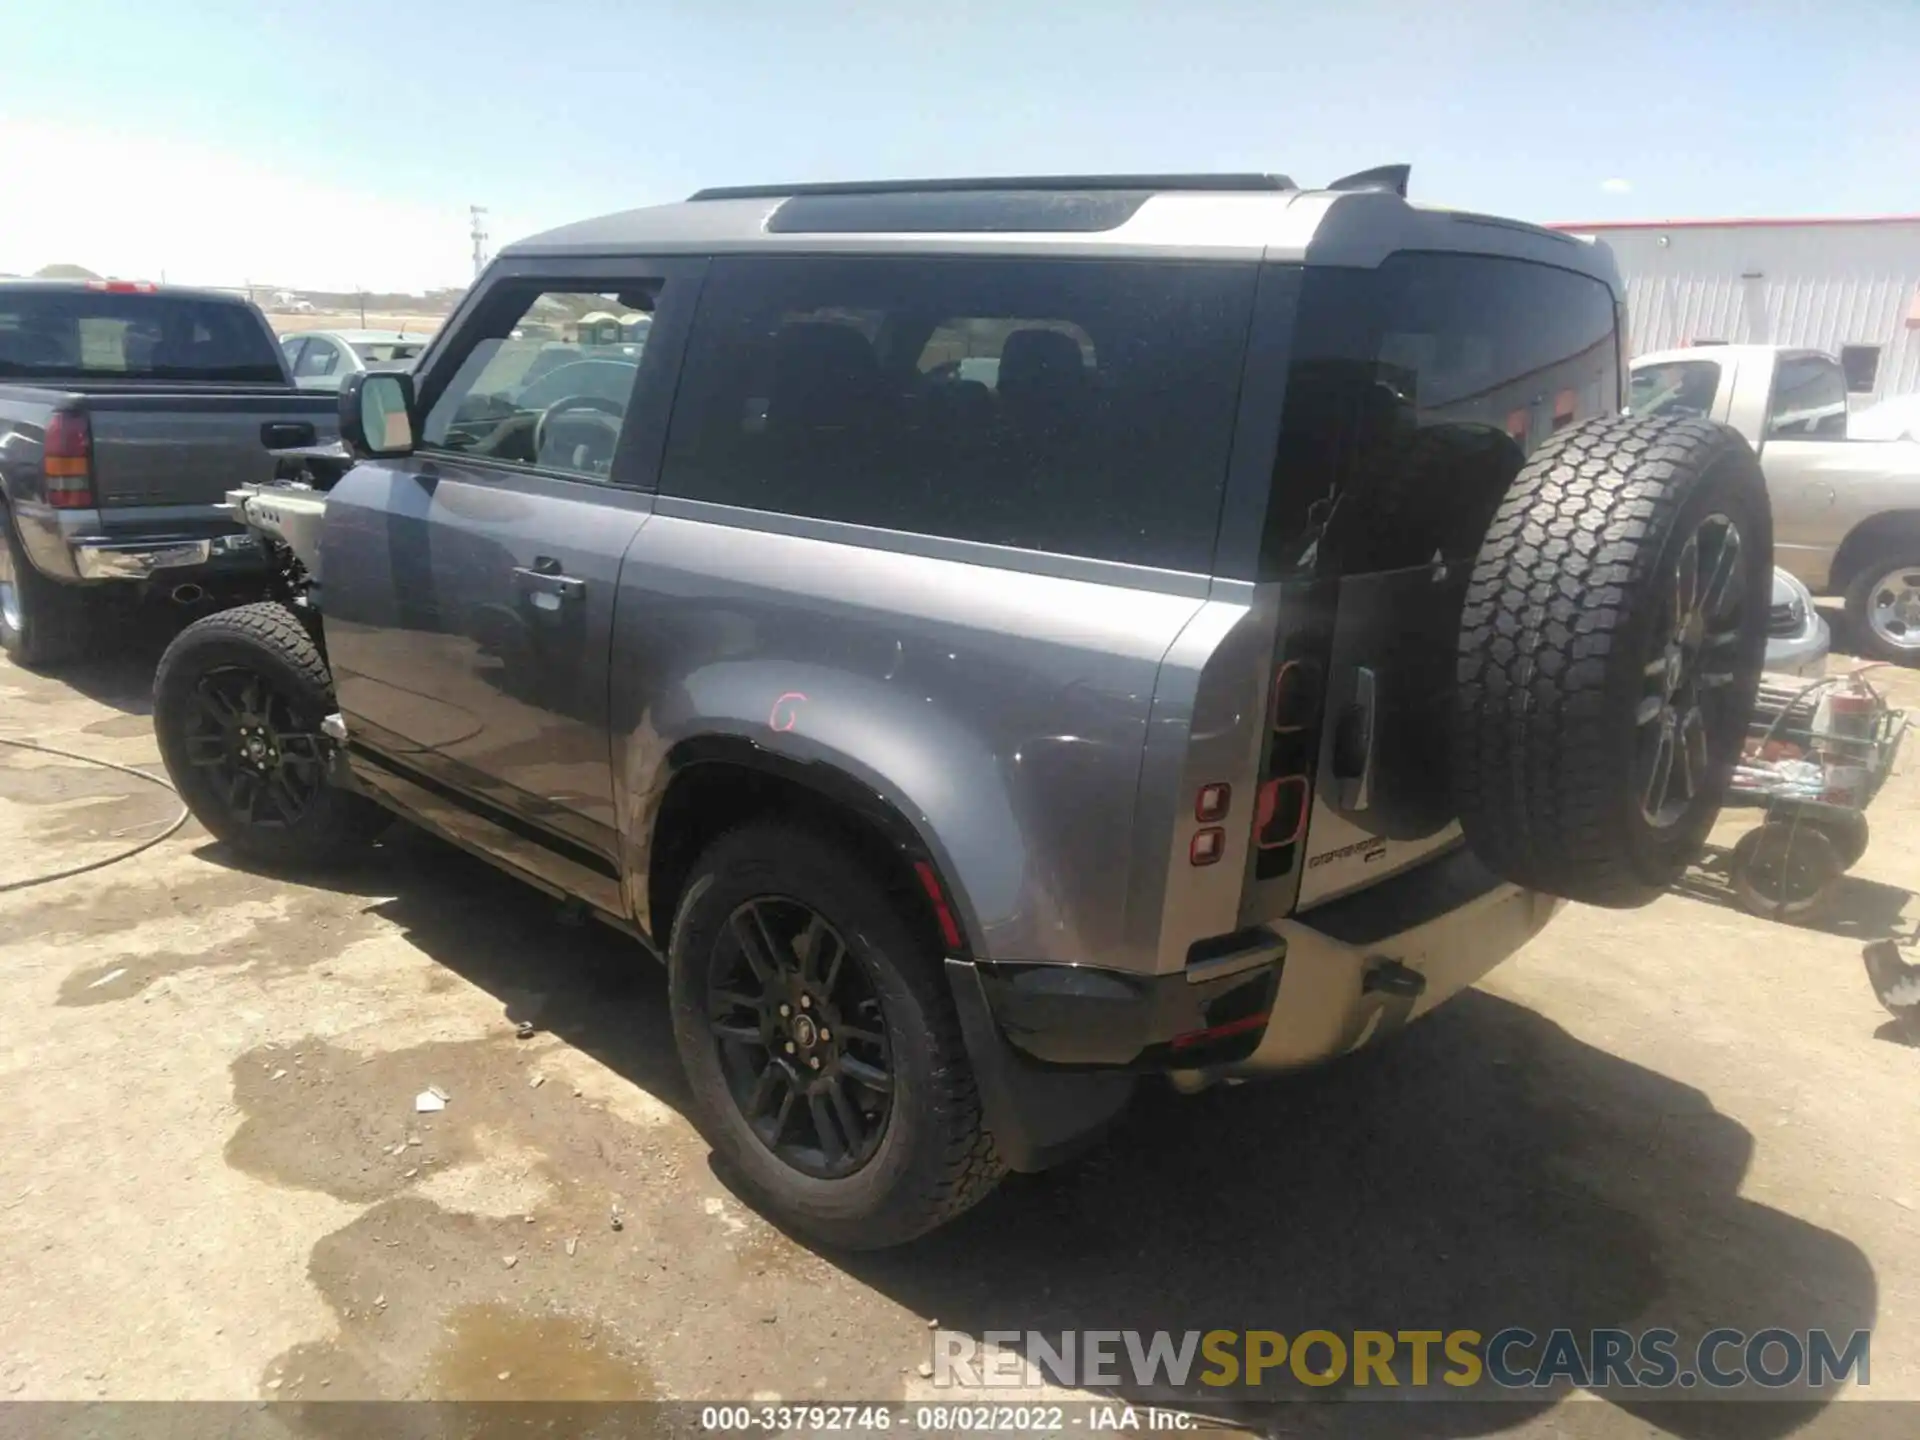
<box><xmin>1327</xmin><ymin>164</ymin><xmax>1411</xmax><ymax>197</ymax></box>
<box><xmin>688</xmin><ymin>173</ymin><xmax>1297</xmax><ymax>202</ymax></box>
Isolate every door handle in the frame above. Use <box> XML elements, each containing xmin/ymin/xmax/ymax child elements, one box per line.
<box><xmin>262</xmin><ymin>421</ymin><xmax>317</xmax><ymax>448</ymax></box>
<box><xmin>512</xmin><ymin>565</ymin><xmax>585</xmax><ymax>602</ymax></box>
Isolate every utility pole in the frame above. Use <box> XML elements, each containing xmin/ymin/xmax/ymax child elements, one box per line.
<box><xmin>357</xmin><ymin>285</ymin><xmax>367</xmax><ymax>327</ymax></box>
<box><xmin>469</xmin><ymin>206</ymin><xmax>490</xmax><ymax>279</ymax></box>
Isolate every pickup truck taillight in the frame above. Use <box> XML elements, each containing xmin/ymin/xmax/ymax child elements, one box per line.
<box><xmin>43</xmin><ymin>412</ymin><xmax>95</xmax><ymax>509</ymax></box>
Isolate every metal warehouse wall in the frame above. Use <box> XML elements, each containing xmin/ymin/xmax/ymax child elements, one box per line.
<box><xmin>1559</xmin><ymin>220</ymin><xmax>1920</xmax><ymax>403</ymax></box>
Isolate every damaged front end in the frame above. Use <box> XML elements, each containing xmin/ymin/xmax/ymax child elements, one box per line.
<box><xmin>220</xmin><ymin>441</ymin><xmax>353</xmax><ymax>608</ymax></box>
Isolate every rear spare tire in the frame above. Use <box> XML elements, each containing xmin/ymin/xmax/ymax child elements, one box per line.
<box><xmin>154</xmin><ymin>601</ymin><xmax>385</xmax><ymax>866</ymax></box>
<box><xmin>1453</xmin><ymin>415</ymin><xmax>1772</xmax><ymax>908</ymax></box>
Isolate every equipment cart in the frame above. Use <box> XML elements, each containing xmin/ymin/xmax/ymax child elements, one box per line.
<box><xmin>1698</xmin><ymin>670</ymin><xmax>1907</xmax><ymax>921</ymax></box>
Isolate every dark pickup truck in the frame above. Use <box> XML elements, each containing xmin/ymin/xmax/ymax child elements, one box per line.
<box><xmin>0</xmin><ymin>280</ymin><xmax>340</xmax><ymax>666</ymax></box>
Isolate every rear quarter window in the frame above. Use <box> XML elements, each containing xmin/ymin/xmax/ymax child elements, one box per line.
<box><xmin>1263</xmin><ymin>251</ymin><xmax>1620</xmax><ymax>576</ymax></box>
<box><xmin>660</xmin><ymin>255</ymin><xmax>1258</xmax><ymax>572</ymax></box>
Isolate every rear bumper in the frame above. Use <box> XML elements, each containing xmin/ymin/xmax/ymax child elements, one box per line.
<box><xmin>12</xmin><ymin>502</ymin><xmax>266</xmax><ymax>585</ymax></box>
<box><xmin>1227</xmin><ymin>861</ymin><xmax>1562</xmax><ymax>1076</ymax></box>
<box><xmin>949</xmin><ymin>847</ymin><xmax>1562</xmax><ymax>1168</ymax></box>
<box><xmin>72</xmin><ymin>531</ymin><xmax>263</xmax><ymax>580</ymax></box>
<box><xmin>1763</xmin><ymin>607</ymin><xmax>1831</xmax><ymax>678</ymax></box>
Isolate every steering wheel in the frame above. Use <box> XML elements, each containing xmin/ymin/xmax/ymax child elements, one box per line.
<box><xmin>533</xmin><ymin>395</ymin><xmax>625</xmax><ymax>470</ymax></box>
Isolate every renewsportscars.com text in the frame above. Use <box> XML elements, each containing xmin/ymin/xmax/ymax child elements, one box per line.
<box><xmin>932</xmin><ymin>1328</ymin><xmax>1871</xmax><ymax>1392</ymax></box>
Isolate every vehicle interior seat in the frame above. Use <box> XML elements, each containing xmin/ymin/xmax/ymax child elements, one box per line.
<box><xmin>997</xmin><ymin>328</ymin><xmax>1089</xmax><ymax>434</ymax></box>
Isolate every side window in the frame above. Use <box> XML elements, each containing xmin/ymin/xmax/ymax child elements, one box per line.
<box><xmin>420</xmin><ymin>283</ymin><xmax>661</xmax><ymax>482</ymax></box>
<box><xmin>1767</xmin><ymin>356</ymin><xmax>1849</xmax><ymax>440</ymax></box>
<box><xmin>1629</xmin><ymin>360</ymin><xmax>1721</xmax><ymax>420</ymax></box>
<box><xmin>1265</xmin><ymin>253</ymin><xmax>1620</xmax><ymax>577</ymax></box>
<box><xmin>660</xmin><ymin>255</ymin><xmax>1256</xmax><ymax>571</ymax></box>
<box><xmin>916</xmin><ymin>317</ymin><xmax>1095</xmax><ymax>389</ymax></box>
<box><xmin>281</xmin><ymin>337</ymin><xmax>306</xmax><ymax>373</ymax></box>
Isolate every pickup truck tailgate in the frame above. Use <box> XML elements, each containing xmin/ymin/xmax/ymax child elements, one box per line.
<box><xmin>86</xmin><ymin>393</ymin><xmax>339</xmax><ymax>514</ymax></box>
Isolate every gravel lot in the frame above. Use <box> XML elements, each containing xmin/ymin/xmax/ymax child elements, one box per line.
<box><xmin>2</xmin><ymin>614</ymin><xmax>1917</xmax><ymax>1436</ymax></box>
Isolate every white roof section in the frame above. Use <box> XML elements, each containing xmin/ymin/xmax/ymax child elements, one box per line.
<box><xmin>501</xmin><ymin>179</ymin><xmax>1619</xmax><ymax>290</ymax></box>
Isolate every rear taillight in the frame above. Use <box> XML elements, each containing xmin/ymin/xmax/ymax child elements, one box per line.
<box><xmin>1189</xmin><ymin>828</ymin><xmax>1225</xmax><ymax>866</ymax></box>
<box><xmin>43</xmin><ymin>412</ymin><xmax>94</xmax><ymax>509</ymax></box>
<box><xmin>1251</xmin><ymin>657</ymin><xmax>1320</xmax><ymax>879</ymax></box>
<box><xmin>1271</xmin><ymin>661</ymin><xmax>1316</xmax><ymax>732</ymax></box>
<box><xmin>1255</xmin><ymin>776</ymin><xmax>1310</xmax><ymax>850</ymax></box>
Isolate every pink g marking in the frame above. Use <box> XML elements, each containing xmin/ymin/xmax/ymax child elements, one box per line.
<box><xmin>769</xmin><ymin>691</ymin><xmax>808</xmax><ymax>732</ymax></box>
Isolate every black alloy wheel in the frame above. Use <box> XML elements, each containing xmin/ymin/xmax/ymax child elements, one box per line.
<box><xmin>707</xmin><ymin>896</ymin><xmax>894</xmax><ymax>1179</ymax></box>
<box><xmin>180</xmin><ymin>665</ymin><xmax>330</xmax><ymax>830</ymax></box>
<box><xmin>1636</xmin><ymin>512</ymin><xmax>1750</xmax><ymax>830</ymax></box>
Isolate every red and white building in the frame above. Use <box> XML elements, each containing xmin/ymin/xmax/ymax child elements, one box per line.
<box><xmin>1552</xmin><ymin>215</ymin><xmax>1920</xmax><ymax>404</ymax></box>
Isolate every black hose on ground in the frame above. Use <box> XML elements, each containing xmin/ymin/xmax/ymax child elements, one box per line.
<box><xmin>0</xmin><ymin>736</ymin><xmax>190</xmax><ymax>894</ymax></box>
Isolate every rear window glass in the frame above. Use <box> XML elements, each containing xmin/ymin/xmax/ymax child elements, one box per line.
<box><xmin>1630</xmin><ymin>359</ymin><xmax>1720</xmax><ymax>419</ymax></box>
<box><xmin>661</xmin><ymin>255</ymin><xmax>1257</xmax><ymax>571</ymax></box>
<box><xmin>0</xmin><ymin>290</ymin><xmax>284</xmax><ymax>383</ymax></box>
<box><xmin>1264</xmin><ymin>252</ymin><xmax>1620</xmax><ymax>576</ymax></box>
<box><xmin>351</xmin><ymin>341</ymin><xmax>425</xmax><ymax>365</ymax></box>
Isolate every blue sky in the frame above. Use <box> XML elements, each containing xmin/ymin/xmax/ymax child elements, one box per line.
<box><xmin>3</xmin><ymin>0</ymin><xmax>1915</xmax><ymax>290</ymax></box>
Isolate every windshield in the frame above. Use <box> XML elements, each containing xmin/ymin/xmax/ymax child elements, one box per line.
<box><xmin>0</xmin><ymin>290</ymin><xmax>284</xmax><ymax>383</ymax></box>
<box><xmin>1629</xmin><ymin>360</ymin><xmax>1721</xmax><ymax>420</ymax></box>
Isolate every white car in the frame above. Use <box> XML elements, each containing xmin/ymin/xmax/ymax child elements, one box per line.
<box><xmin>1766</xmin><ymin>567</ymin><xmax>1829</xmax><ymax>676</ymax></box>
<box><xmin>281</xmin><ymin>329</ymin><xmax>429</xmax><ymax>391</ymax></box>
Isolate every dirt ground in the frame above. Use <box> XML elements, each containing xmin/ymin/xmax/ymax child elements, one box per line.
<box><xmin>2</xmin><ymin>610</ymin><xmax>1918</xmax><ymax>1436</ymax></box>
<box><xmin>263</xmin><ymin>310</ymin><xmax>445</xmax><ymax>339</ymax></box>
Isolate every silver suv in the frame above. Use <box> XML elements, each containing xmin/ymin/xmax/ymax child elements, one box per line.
<box><xmin>152</xmin><ymin>171</ymin><xmax>1773</xmax><ymax>1247</ymax></box>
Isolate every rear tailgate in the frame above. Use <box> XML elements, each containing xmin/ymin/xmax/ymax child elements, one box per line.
<box><xmin>85</xmin><ymin>390</ymin><xmax>339</xmax><ymax>524</ymax></box>
<box><xmin>1239</xmin><ymin>251</ymin><xmax>1626</xmax><ymax>919</ymax></box>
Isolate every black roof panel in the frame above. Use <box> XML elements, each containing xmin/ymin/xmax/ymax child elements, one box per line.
<box><xmin>765</xmin><ymin>189</ymin><xmax>1162</xmax><ymax>235</ymax></box>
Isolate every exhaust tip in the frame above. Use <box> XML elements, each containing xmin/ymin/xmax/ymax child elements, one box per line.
<box><xmin>170</xmin><ymin>583</ymin><xmax>206</xmax><ymax>606</ymax></box>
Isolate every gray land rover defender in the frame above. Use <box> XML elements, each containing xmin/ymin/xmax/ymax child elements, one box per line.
<box><xmin>151</xmin><ymin>170</ymin><xmax>1772</xmax><ymax>1247</ymax></box>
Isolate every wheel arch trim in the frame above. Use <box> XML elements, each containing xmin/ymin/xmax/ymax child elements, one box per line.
<box><xmin>635</xmin><ymin>733</ymin><xmax>981</xmax><ymax>957</ymax></box>
<box><xmin>1832</xmin><ymin>510</ymin><xmax>1920</xmax><ymax>594</ymax></box>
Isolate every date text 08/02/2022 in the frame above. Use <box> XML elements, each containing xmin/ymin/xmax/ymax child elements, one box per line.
<box><xmin>701</xmin><ymin>1405</ymin><xmax>1198</xmax><ymax>1433</ymax></box>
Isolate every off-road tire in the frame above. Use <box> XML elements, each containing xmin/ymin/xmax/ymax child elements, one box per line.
<box><xmin>0</xmin><ymin>509</ymin><xmax>97</xmax><ymax>669</ymax></box>
<box><xmin>1453</xmin><ymin>415</ymin><xmax>1772</xmax><ymax>908</ymax></box>
<box><xmin>154</xmin><ymin>601</ymin><xmax>386</xmax><ymax>865</ymax></box>
<box><xmin>668</xmin><ymin>822</ymin><xmax>1004</xmax><ymax>1249</ymax></box>
<box><xmin>1843</xmin><ymin>549</ymin><xmax>1920</xmax><ymax>666</ymax></box>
